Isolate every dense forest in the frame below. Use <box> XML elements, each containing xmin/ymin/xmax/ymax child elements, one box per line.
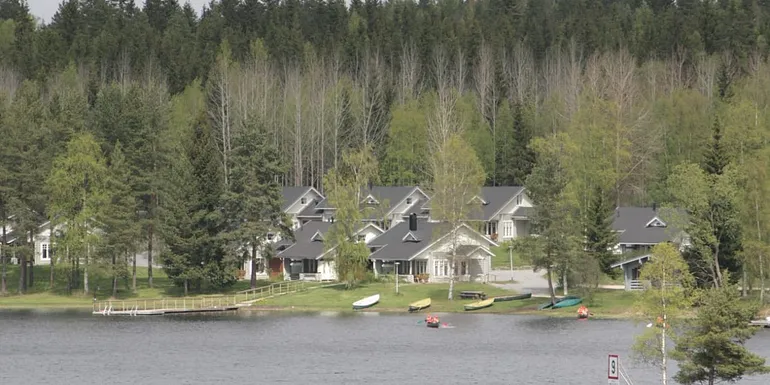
<box><xmin>0</xmin><ymin>0</ymin><xmax>769</xmax><ymax>296</ymax></box>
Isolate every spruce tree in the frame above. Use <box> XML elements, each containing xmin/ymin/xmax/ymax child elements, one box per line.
<box><xmin>703</xmin><ymin>115</ymin><xmax>729</xmax><ymax>176</ymax></box>
<box><xmin>222</xmin><ymin>118</ymin><xmax>290</xmax><ymax>289</ymax></box>
<box><xmin>585</xmin><ymin>187</ymin><xmax>618</xmax><ymax>277</ymax></box>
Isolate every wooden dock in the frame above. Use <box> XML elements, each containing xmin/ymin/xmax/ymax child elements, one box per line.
<box><xmin>93</xmin><ymin>281</ymin><xmax>308</xmax><ymax>316</ymax></box>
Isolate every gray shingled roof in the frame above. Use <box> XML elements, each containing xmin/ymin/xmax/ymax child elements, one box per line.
<box><xmin>281</xmin><ymin>186</ymin><xmax>312</xmax><ymax>211</ymax></box>
<box><xmin>276</xmin><ymin>222</ymin><xmax>333</xmax><ymax>260</ymax></box>
<box><xmin>314</xmin><ymin>186</ymin><xmax>424</xmax><ymax>219</ymax></box>
<box><xmin>296</xmin><ymin>202</ymin><xmax>323</xmax><ymax>218</ymax></box>
<box><xmin>612</xmin><ymin>207</ymin><xmax>688</xmax><ymax>245</ymax></box>
<box><xmin>423</xmin><ymin>186</ymin><xmax>525</xmax><ymax>221</ymax></box>
<box><xmin>367</xmin><ymin>219</ymin><xmax>440</xmax><ymax>261</ymax></box>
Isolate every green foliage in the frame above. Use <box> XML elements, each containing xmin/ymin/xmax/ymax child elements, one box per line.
<box><xmin>324</xmin><ymin>146</ymin><xmax>379</xmax><ymax>289</ymax></box>
<box><xmin>632</xmin><ymin>243</ymin><xmax>694</xmax><ymax>373</ymax></box>
<box><xmin>674</xmin><ymin>278</ymin><xmax>770</xmax><ymax>384</ymax></box>
<box><xmin>668</xmin><ymin>163</ymin><xmax>743</xmax><ymax>288</ymax></box>
<box><xmin>380</xmin><ymin>98</ymin><xmax>428</xmax><ymax>186</ymax></box>
<box><xmin>584</xmin><ymin>187</ymin><xmax>619</xmax><ymax>277</ymax></box>
<box><xmin>522</xmin><ymin>134</ymin><xmax>582</xmax><ymax>302</ymax></box>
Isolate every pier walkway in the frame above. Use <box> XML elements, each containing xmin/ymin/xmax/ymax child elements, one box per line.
<box><xmin>93</xmin><ymin>281</ymin><xmax>308</xmax><ymax>316</ymax></box>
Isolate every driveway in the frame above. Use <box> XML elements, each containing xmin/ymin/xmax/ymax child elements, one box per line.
<box><xmin>489</xmin><ymin>268</ymin><xmax>552</xmax><ymax>297</ymax></box>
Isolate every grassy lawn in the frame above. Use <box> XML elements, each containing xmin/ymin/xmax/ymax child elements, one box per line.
<box><xmin>0</xmin><ymin>265</ymin><xmax>269</xmax><ymax>309</ymax></box>
<box><xmin>491</xmin><ymin>241</ymin><xmax>530</xmax><ymax>269</ymax></box>
<box><xmin>254</xmin><ymin>282</ymin><xmax>534</xmax><ymax>313</ymax></box>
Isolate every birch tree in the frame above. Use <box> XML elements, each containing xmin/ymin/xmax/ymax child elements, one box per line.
<box><xmin>46</xmin><ymin>133</ymin><xmax>109</xmax><ymax>295</ymax></box>
<box><xmin>632</xmin><ymin>243</ymin><xmax>694</xmax><ymax>385</ymax></box>
<box><xmin>323</xmin><ymin>146</ymin><xmax>379</xmax><ymax>288</ymax></box>
<box><xmin>429</xmin><ymin>134</ymin><xmax>485</xmax><ymax>300</ymax></box>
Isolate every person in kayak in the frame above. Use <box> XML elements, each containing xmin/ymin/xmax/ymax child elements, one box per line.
<box><xmin>577</xmin><ymin>305</ymin><xmax>589</xmax><ymax>318</ymax></box>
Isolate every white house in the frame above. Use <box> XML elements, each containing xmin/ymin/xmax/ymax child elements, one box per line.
<box><xmin>610</xmin><ymin>205</ymin><xmax>691</xmax><ymax>290</ymax></box>
<box><xmin>276</xmin><ymin>221</ymin><xmax>385</xmax><ymax>281</ymax></box>
<box><xmin>313</xmin><ymin>186</ymin><xmax>430</xmax><ymax>229</ymax></box>
<box><xmin>4</xmin><ymin>221</ymin><xmax>57</xmax><ymax>265</ymax></box>
<box><xmin>422</xmin><ymin>186</ymin><xmax>533</xmax><ymax>242</ymax></box>
<box><xmin>282</xmin><ymin>186</ymin><xmax>325</xmax><ymax>229</ymax></box>
<box><xmin>367</xmin><ymin>214</ymin><xmax>498</xmax><ymax>283</ymax></box>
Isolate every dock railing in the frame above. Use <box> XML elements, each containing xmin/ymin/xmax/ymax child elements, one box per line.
<box><xmin>236</xmin><ymin>280</ymin><xmax>307</xmax><ymax>302</ymax></box>
<box><xmin>92</xmin><ymin>281</ymin><xmax>308</xmax><ymax>314</ymax></box>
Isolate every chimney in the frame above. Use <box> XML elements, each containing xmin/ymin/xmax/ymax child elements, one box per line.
<box><xmin>409</xmin><ymin>213</ymin><xmax>417</xmax><ymax>231</ymax></box>
<box><xmin>652</xmin><ymin>202</ymin><xmax>657</xmax><ymax>212</ymax></box>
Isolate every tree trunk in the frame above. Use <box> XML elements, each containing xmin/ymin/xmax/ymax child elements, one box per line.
<box><xmin>448</xmin><ymin>256</ymin><xmax>455</xmax><ymax>300</ymax></box>
<box><xmin>563</xmin><ymin>262</ymin><xmax>568</xmax><ymax>296</ymax></box>
<box><xmin>546</xmin><ymin>264</ymin><xmax>556</xmax><ymax>305</ymax></box>
<box><xmin>661</xmin><ymin>319</ymin><xmax>667</xmax><ymax>385</ymax></box>
<box><xmin>83</xmin><ymin>243</ymin><xmax>89</xmax><ymax>295</ymax></box>
<box><xmin>132</xmin><ymin>251</ymin><xmax>137</xmax><ymax>293</ymax></box>
<box><xmin>147</xmin><ymin>225</ymin><xmax>153</xmax><ymax>288</ymax></box>
<box><xmin>18</xmin><ymin>251</ymin><xmax>25</xmax><ymax>294</ymax></box>
<box><xmin>742</xmin><ymin>267</ymin><xmax>747</xmax><ymax>297</ymax></box>
<box><xmin>757</xmin><ymin>197</ymin><xmax>765</xmax><ymax>304</ymax></box>
<box><xmin>27</xmin><ymin>229</ymin><xmax>34</xmax><ymax>289</ymax></box>
<box><xmin>250</xmin><ymin>243</ymin><xmax>258</xmax><ymax>289</ymax></box>
<box><xmin>112</xmin><ymin>251</ymin><xmax>117</xmax><ymax>298</ymax></box>
<box><xmin>184</xmin><ymin>278</ymin><xmax>188</xmax><ymax>296</ymax></box>
<box><xmin>1</xmin><ymin>220</ymin><xmax>6</xmax><ymax>295</ymax></box>
<box><xmin>66</xmin><ymin>246</ymin><xmax>71</xmax><ymax>293</ymax></box>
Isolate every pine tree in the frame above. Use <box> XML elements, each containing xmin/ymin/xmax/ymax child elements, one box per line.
<box><xmin>585</xmin><ymin>186</ymin><xmax>618</xmax><ymax>277</ymax></box>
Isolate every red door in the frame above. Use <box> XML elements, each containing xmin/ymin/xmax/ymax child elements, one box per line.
<box><xmin>269</xmin><ymin>258</ymin><xmax>283</xmax><ymax>277</ymax></box>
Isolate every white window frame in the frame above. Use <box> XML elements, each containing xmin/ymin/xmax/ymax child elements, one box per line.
<box><xmin>501</xmin><ymin>220</ymin><xmax>513</xmax><ymax>239</ymax></box>
<box><xmin>41</xmin><ymin>243</ymin><xmax>49</xmax><ymax>260</ymax></box>
<box><xmin>433</xmin><ymin>259</ymin><xmax>449</xmax><ymax>277</ymax></box>
<box><xmin>300</xmin><ymin>197</ymin><xmax>307</xmax><ymax>205</ymax></box>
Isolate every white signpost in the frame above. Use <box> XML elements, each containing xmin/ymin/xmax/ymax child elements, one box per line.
<box><xmin>608</xmin><ymin>354</ymin><xmax>620</xmax><ymax>385</ymax></box>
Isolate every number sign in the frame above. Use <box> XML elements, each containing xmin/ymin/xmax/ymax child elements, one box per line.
<box><xmin>608</xmin><ymin>355</ymin><xmax>619</xmax><ymax>380</ymax></box>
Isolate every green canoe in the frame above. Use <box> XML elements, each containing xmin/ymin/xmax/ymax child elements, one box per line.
<box><xmin>464</xmin><ymin>298</ymin><xmax>494</xmax><ymax>311</ymax></box>
<box><xmin>552</xmin><ymin>297</ymin><xmax>582</xmax><ymax>309</ymax></box>
<box><xmin>538</xmin><ymin>296</ymin><xmax>579</xmax><ymax>310</ymax></box>
<box><xmin>493</xmin><ymin>293</ymin><xmax>532</xmax><ymax>302</ymax></box>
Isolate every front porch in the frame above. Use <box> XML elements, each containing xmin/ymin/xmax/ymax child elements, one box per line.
<box><xmin>610</xmin><ymin>254</ymin><xmax>652</xmax><ymax>291</ymax></box>
<box><xmin>283</xmin><ymin>258</ymin><xmax>336</xmax><ymax>281</ymax></box>
<box><xmin>483</xmin><ymin>219</ymin><xmax>529</xmax><ymax>242</ymax></box>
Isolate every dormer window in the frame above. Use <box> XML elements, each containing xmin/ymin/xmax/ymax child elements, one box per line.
<box><xmin>402</xmin><ymin>232</ymin><xmax>420</xmax><ymax>242</ymax></box>
<box><xmin>357</xmin><ymin>234</ymin><xmax>366</xmax><ymax>242</ymax></box>
<box><xmin>301</xmin><ymin>197</ymin><xmax>307</xmax><ymax>205</ymax></box>
<box><xmin>646</xmin><ymin>217</ymin><xmax>667</xmax><ymax>228</ymax></box>
<box><xmin>406</xmin><ymin>198</ymin><xmax>412</xmax><ymax>205</ymax></box>
<box><xmin>311</xmin><ymin>231</ymin><xmax>325</xmax><ymax>242</ymax></box>
<box><xmin>361</xmin><ymin>194</ymin><xmax>380</xmax><ymax>205</ymax></box>
<box><xmin>468</xmin><ymin>195</ymin><xmax>488</xmax><ymax>205</ymax></box>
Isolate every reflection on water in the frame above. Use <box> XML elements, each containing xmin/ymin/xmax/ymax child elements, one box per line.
<box><xmin>1</xmin><ymin>310</ymin><xmax>769</xmax><ymax>385</ymax></box>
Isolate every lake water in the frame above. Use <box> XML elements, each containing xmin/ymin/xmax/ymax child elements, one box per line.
<box><xmin>1</xmin><ymin>310</ymin><xmax>770</xmax><ymax>384</ymax></box>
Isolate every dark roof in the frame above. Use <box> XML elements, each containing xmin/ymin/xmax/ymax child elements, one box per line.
<box><xmin>612</xmin><ymin>207</ymin><xmax>688</xmax><ymax>245</ymax></box>
<box><xmin>426</xmin><ymin>186</ymin><xmax>525</xmax><ymax>221</ymax></box>
<box><xmin>367</xmin><ymin>220</ymin><xmax>440</xmax><ymax>261</ymax></box>
<box><xmin>314</xmin><ymin>186</ymin><xmax>425</xmax><ymax>219</ymax></box>
<box><xmin>281</xmin><ymin>186</ymin><xmax>313</xmax><ymax>212</ymax></box>
<box><xmin>276</xmin><ymin>222</ymin><xmax>332</xmax><ymax>260</ymax></box>
<box><xmin>611</xmin><ymin>254</ymin><xmax>652</xmax><ymax>268</ymax></box>
<box><xmin>296</xmin><ymin>202</ymin><xmax>323</xmax><ymax>218</ymax></box>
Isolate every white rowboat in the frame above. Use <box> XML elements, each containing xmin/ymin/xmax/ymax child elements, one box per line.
<box><xmin>352</xmin><ymin>294</ymin><xmax>380</xmax><ymax>310</ymax></box>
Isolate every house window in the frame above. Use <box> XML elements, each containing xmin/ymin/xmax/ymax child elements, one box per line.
<box><xmin>301</xmin><ymin>197</ymin><xmax>307</xmax><ymax>205</ymax></box>
<box><xmin>485</xmin><ymin>221</ymin><xmax>497</xmax><ymax>236</ymax></box>
<box><xmin>302</xmin><ymin>259</ymin><xmax>318</xmax><ymax>273</ymax></box>
<box><xmin>406</xmin><ymin>198</ymin><xmax>412</xmax><ymax>205</ymax></box>
<box><xmin>357</xmin><ymin>234</ymin><xmax>366</xmax><ymax>242</ymax></box>
<box><xmin>414</xmin><ymin>260</ymin><xmax>427</xmax><ymax>275</ymax></box>
<box><xmin>41</xmin><ymin>244</ymin><xmax>49</xmax><ymax>260</ymax></box>
<box><xmin>455</xmin><ymin>261</ymin><xmax>467</xmax><ymax>276</ymax></box>
<box><xmin>516</xmin><ymin>195</ymin><xmax>522</xmax><ymax>205</ymax></box>
<box><xmin>433</xmin><ymin>259</ymin><xmax>449</xmax><ymax>277</ymax></box>
<box><xmin>397</xmin><ymin>262</ymin><xmax>409</xmax><ymax>275</ymax></box>
<box><xmin>500</xmin><ymin>221</ymin><xmax>513</xmax><ymax>238</ymax></box>
<box><xmin>267</xmin><ymin>232</ymin><xmax>275</xmax><ymax>240</ymax></box>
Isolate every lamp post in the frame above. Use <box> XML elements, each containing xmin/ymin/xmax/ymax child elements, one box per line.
<box><xmin>508</xmin><ymin>244</ymin><xmax>514</xmax><ymax>281</ymax></box>
<box><xmin>394</xmin><ymin>262</ymin><xmax>400</xmax><ymax>294</ymax></box>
